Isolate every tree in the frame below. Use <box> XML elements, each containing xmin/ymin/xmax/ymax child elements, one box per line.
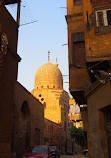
<box><xmin>68</xmin><ymin>126</ymin><xmax>87</xmax><ymax>147</ymax></box>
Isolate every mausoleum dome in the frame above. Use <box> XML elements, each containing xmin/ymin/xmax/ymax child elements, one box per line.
<box><xmin>35</xmin><ymin>62</ymin><xmax>63</xmax><ymax>89</ymax></box>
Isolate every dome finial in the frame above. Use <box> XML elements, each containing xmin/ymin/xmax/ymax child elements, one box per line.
<box><xmin>55</xmin><ymin>58</ymin><xmax>58</xmax><ymax>67</ymax></box>
<box><xmin>48</xmin><ymin>51</ymin><xmax>50</xmax><ymax>62</ymax></box>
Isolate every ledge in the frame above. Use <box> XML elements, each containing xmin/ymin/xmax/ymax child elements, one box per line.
<box><xmin>65</xmin><ymin>12</ymin><xmax>83</xmax><ymax>23</ymax></box>
<box><xmin>95</xmin><ymin>25</ymin><xmax>111</xmax><ymax>36</ymax></box>
<box><xmin>7</xmin><ymin>46</ymin><xmax>21</xmax><ymax>62</ymax></box>
<box><xmin>86</xmin><ymin>54</ymin><xmax>111</xmax><ymax>62</ymax></box>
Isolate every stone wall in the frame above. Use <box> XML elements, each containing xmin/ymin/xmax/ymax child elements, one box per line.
<box><xmin>44</xmin><ymin>118</ymin><xmax>66</xmax><ymax>154</ymax></box>
<box><xmin>13</xmin><ymin>82</ymin><xmax>44</xmax><ymax>158</ymax></box>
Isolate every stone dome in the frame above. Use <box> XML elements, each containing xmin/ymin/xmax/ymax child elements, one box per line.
<box><xmin>35</xmin><ymin>62</ymin><xmax>63</xmax><ymax>89</ymax></box>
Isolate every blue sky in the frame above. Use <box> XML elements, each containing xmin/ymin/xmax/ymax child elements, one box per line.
<box><xmin>7</xmin><ymin>0</ymin><xmax>69</xmax><ymax>92</ymax></box>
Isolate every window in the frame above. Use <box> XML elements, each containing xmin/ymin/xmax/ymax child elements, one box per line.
<box><xmin>96</xmin><ymin>9</ymin><xmax>111</xmax><ymax>27</ymax></box>
<box><xmin>73</xmin><ymin>0</ymin><xmax>82</xmax><ymax>6</ymax></box>
<box><xmin>26</xmin><ymin>146</ymin><xmax>48</xmax><ymax>154</ymax></box>
<box><xmin>72</xmin><ymin>41</ymin><xmax>86</xmax><ymax>67</ymax></box>
<box><xmin>41</xmin><ymin>98</ymin><xmax>44</xmax><ymax>101</ymax></box>
<box><xmin>71</xmin><ymin>32</ymin><xmax>85</xmax><ymax>67</ymax></box>
<box><xmin>39</xmin><ymin>94</ymin><xmax>41</xmax><ymax>97</ymax></box>
<box><xmin>97</xmin><ymin>11</ymin><xmax>104</xmax><ymax>27</ymax></box>
<box><xmin>107</xmin><ymin>10</ymin><xmax>111</xmax><ymax>25</ymax></box>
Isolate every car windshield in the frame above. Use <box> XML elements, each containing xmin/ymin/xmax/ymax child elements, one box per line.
<box><xmin>26</xmin><ymin>146</ymin><xmax>48</xmax><ymax>154</ymax></box>
<box><xmin>49</xmin><ymin>146</ymin><xmax>56</xmax><ymax>151</ymax></box>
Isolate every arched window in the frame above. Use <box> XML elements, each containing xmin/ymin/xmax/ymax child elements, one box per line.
<box><xmin>21</xmin><ymin>100</ymin><xmax>30</xmax><ymax>120</ymax></box>
<box><xmin>47</xmin><ymin>85</ymin><xmax>49</xmax><ymax>88</ymax></box>
<box><xmin>41</xmin><ymin>98</ymin><xmax>44</xmax><ymax>101</ymax></box>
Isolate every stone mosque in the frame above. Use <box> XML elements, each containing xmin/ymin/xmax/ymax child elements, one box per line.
<box><xmin>32</xmin><ymin>57</ymin><xmax>69</xmax><ymax>124</ymax></box>
<box><xmin>31</xmin><ymin>55</ymin><xmax>70</xmax><ymax>153</ymax></box>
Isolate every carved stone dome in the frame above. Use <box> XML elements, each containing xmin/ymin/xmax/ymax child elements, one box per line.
<box><xmin>35</xmin><ymin>62</ymin><xmax>63</xmax><ymax>89</ymax></box>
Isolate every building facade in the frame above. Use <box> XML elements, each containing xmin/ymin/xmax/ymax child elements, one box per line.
<box><xmin>66</xmin><ymin>0</ymin><xmax>111</xmax><ymax>158</ymax></box>
<box><xmin>32</xmin><ymin>61</ymin><xmax>70</xmax><ymax>154</ymax></box>
<box><xmin>69</xmin><ymin>97</ymin><xmax>83</xmax><ymax>129</ymax></box>
<box><xmin>0</xmin><ymin>1</ymin><xmax>21</xmax><ymax>157</ymax></box>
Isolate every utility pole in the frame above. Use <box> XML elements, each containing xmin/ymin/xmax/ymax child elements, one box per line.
<box><xmin>17</xmin><ymin>0</ymin><xmax>21</xmax><ymax>27</ymax></box>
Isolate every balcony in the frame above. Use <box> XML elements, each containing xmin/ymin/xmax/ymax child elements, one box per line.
<box><xmin>69</xmin><ymin>65</ymin><xmax>91</xmax><ymax>105</ymax></box>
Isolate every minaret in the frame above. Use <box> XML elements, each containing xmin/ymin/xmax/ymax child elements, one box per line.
<box><xmin>48</xmin><ymin>51</ymin><xmax>50</xmax><ymax>62</ymax></box>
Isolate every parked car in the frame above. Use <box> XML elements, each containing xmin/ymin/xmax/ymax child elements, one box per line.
<box><xmin>48</xmin><ymin>146</ymin><xmax>60</xmax><ymax>158</ymax></box>
<box><xmin>83</xmin><ymin>149</ymin><xmax>88</xmax><ymax>156</ymax></box>
<box><xmin>23</xmin><ymin>145</ymin><xmax>52</xmax><ymax>158</ymax></box>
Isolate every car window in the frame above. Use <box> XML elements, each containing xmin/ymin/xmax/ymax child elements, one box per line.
<box><xmin>49</xmin><ymin>146</ymin><xmax>56</xmax><ymax>151</ymax></box>
<box><xmin>27</xmin><ymin>146</ymin><xmax>48</xmax><ymax>154</ymax></box>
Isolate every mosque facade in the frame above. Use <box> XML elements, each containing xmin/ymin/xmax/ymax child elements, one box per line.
<box><xmin>32</xmin><ymin>60</ymin><xmax>70</xmax><ymax>153</ymax></box>
<box><xmin>12</xmin><ymin>60</ymin><xmax>71</xmax><ymax>157</ymax></box>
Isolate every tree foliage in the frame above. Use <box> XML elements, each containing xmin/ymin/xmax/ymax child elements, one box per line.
<box><xmin>68</xmin><ymin>126</ymin><xmax>87</xmax><ymax>147</ymax></box>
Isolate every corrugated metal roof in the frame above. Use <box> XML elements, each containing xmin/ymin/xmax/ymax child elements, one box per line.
<box><xmin>3</xmin><ymin>0</ymin><xmax>18</xmax><ymax>5</ymax></box>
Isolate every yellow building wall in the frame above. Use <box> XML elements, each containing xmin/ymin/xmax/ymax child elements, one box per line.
<box><xmin>32</xmin><ymin>89</ymin><xmax>69</xmax><ymax>124</ymax></box>
<box><xmin>82</xmin><ymin>0</ymin><xmax>111</xmax><ymax>62</ymax></box>
<box><xmin>66</xmin><ymin>0</ymin><xmax>84</xmax><ymax>67</ymax></box>
<box><xmin>67</xmin><ymin>0</ymin><xmax>111</xmax><ymax>64</ymax></box>
<box><xmin>69</xmin><ymin>99</ymin><xmax>76</xmax><ymax>105</ymax></box>
<box><xmin>32</xmin><ymin>89</ymin><xmax>61</xmax><ymax>123</ymax></box>
<box><xmin>67</xmin><ymin>0</ymin><xmax>83</xmax><ymax>15</ymax></box>
<box><xmin>66</xmin><ymin>0</ymin><xmax>111</xmax><ymax>157</ymax></box>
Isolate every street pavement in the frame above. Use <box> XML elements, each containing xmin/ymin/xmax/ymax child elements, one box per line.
<box><xmin>61</xmin><ymin>155</ymin><xmax>88</xmax><ymax>158</ymax></box>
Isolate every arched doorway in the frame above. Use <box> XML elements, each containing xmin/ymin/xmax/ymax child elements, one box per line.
<box><xmin>21</xmin><ymin>100</ymin><xmax>30</xmax><ymax>120</ymax></box>
<box><xmin>21</xmin><ymin>100</ymin><xmax>31</xmax><ymax>148</ymax></box>
<box><xmin>17</xmin><ymin>100</ymin><xmax>31</xmax><ymax>158</ymax></box>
